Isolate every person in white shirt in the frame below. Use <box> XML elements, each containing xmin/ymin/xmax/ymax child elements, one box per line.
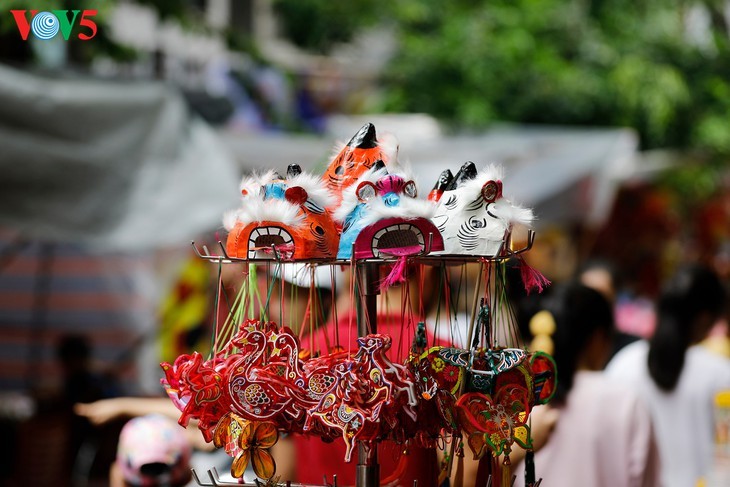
<box><xmin>606</xmin><ymin>264</ymin><xmax>730</xmax><ymax>487</ymax></box>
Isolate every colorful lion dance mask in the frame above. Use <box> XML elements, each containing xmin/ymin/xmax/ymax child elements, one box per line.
<box><xmin>323</xmin><ymin>123</ymin><xmax>398</xmax><ymax>207</ymax></box>
<box><xmin>431</xmin><ymin>163</ymin><xmax>533</xmax><ymax>256</ymax></box>
<box><xmin>223</xmin><ymin>165</ymin><xmax>339</xmax><ymax>260</ymax></box>
<box><xmin>335</xmin><ymin>168</ymin><xmax>444</xmax><ymax>259</ymax></box>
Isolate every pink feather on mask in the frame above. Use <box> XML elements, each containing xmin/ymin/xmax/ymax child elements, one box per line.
<box><xmin>380</xmin><ymin>256</ymin><xmax>409</xmax><ymax>291</ymax></box>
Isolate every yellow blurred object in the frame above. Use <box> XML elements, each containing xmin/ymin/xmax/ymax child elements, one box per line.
<box><xmin>158</xmin><ymin>256</ymin><xmax>212</xmax><ymax>363</ymax></box>
<box><xmin>717</xmin><ymin>391</ymin><xmax>730</xmax><ymax>408</ymax></box>
<box><xmin>529</xmin><ymin>310</ymin><xmax>556</xmax><ymax>355</ymax></box>
<box><xmin>716</xmin><ymin>391</ymin><xmax>730</xmax><ymax>446</ymax></box>
<box><xmin>705</xmin><ymin>390</ymin><xmax>730</xmax><ymax>486</ymax></box>
<box><xmin>702</xmin><ymin>335</ymin><xmax>730</xmax><ymax>359</ymax></box>
<box><xmin>530</xmin><ymin>310</ymin><xmax>557</xmax><ymax>336</ymax></box>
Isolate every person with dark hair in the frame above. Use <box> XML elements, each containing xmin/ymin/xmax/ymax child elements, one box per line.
<box><xmin>577</xmin><ymin>259</ymin><xmax>641</xmax><ymax>358</ymax></box>
<box><xmin>514</xmin><ymin>282</ymin><xmax>660</xmax><ymax>487</ymax></box>
<box><xmin>57</xmin><ymin>334</ymin><xmax>115</xmax><ymax>405</ymax></box>
<box><xmin>578</xmin><ymin>258</ymin><xmax>621</xmax><ymax>303</ymax></box>
<box><xmin>606</xmin><ymin>264</ymin><xmax>730</xmax><ymax>487</ymax></box>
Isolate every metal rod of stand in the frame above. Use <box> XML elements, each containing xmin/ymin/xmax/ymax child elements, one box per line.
<box><xmin>356</xmin><ymin>261</ymin><xmax>380</xmax><ymax>487</ymax></box>
<box><xmin>465</xmin><ymin>260</ymin><xmax>484</xmax><ymax>351</ymax></box>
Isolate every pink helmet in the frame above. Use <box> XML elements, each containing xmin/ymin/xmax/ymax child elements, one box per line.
<box><xmin>116</xmin><ymin>414</ymin><xmax>192</xmax><ymax>486</ymax></box>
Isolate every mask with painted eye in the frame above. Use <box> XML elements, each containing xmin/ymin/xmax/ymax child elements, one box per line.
<box><xmin>481</xmin><ymin>180</ymin><xmax>503</xmax><ymax>203</ymax></box>
<box><xmin>356</xmin><ymin>181</ymin><xmax>377</xmax><ymax>203</ymax></box>
<box><xmin>403</xmin><ymin>180</ymin><xmax>418</xmax><ymax>198</ymax></box>
<box><xmin>309</xmin><ymin>222</ymin><xmax>330</xmax><ymax>255</ymax></box>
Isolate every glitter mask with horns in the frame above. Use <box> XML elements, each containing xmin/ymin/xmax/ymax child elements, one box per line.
<box><xmin>431</xmin><ymin>163</ymin><xmax>534</xmax><ymax>256</ymax></box>
<box><xmin>334</xmin><ymin>169</ymin><xmax>444</xmax><ymax>260</ymax></box>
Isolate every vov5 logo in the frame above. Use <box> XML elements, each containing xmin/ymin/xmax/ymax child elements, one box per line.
<box><xmin>10</xmin><ymin>10</ymin><xmax>98</xmax><ymax>41</ymax></box>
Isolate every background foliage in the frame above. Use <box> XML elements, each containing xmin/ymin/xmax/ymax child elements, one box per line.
<box><xmin>275</xmin><ymin>0</ymin><xmax>730</xmax><ymax>155</ymax></box>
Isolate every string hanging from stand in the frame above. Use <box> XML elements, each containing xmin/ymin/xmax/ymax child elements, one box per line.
<box><xmin>331</xmin><ymin>265</ymin><xmax>340</xmax><ymax>349</ymax></box>
<box><xmin>210</xmin><ymin>263</ymin><xmax>257</xmax><ymax>357</ymax></box>
<box><xmin>477</xmin><ymin>261</ymin><xmax>493</xmax><ymax>350</ymax></box>
<box><xmin>484</xmin><ymin>261</ymin><xmax>525</xmax><ymax>350</ymax></box>
<box><xmin>447</xmin><ymin>263</ymin><xmax>465</xmax><ymax>348</ymax></box>
<box><xmin>312</xmin><ymin>265</ymin><xmax>332</xmax><ymax>353</ymax></box>
<box><xmin>347</xmin><ymin>262</ymin><xmax>356</xmax><ymax>359</ymax></box>
<box><xmin>208</xmin><ymin>258</ymin><xmax>224</xmax><ymax>360</ymax></box>
<box><xmin>418</xmin><ymin>261</ymin><xmax>427</xmax><ymax>321</ymax></box>
<box><xmin>430</xmin><ymin>263</ymin><xmax>443</xmax><ymax>348</ymax></box>
<box><xmin>308</xmin><ymin>265</ymin><xmax>316</xmax><ymax>350</ymax></box>
<box><xmin>257</xmin><ymin>262</ymin><xmax>277</xmax><ymax>326</ymax></box>
<box><xmin>279</xmin><ymin>265</ymin><xmax>285</xmax><ymax>328</ymax></box>
<box><xmin>398</xmin><ymin>263</ymin><xmax>415</xmax><ymax>360</ymax></box>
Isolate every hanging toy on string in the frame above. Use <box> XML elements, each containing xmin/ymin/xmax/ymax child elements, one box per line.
<box><xmin>213</xmin><ymin>414</ymin><xmax>279</xmax><ymax>480</ymax></box>
<box><xmin>431</xmin><ymin>163</ymin><xmax>534</xmax><ymax>256</ymax></box>
<box><xmin>163</xmin><ymin>319</ymin><xmax>419</xmax><ymax>473</ymax></box>
<box><xmin>223</xmin><ymin>164</ymin><xmax>340</xmax><ymax>260</ymax></box>
<box><xmin>160</xmin><ymin>351</ymin><xmax>233</xmax><ymax>442</ymax></box>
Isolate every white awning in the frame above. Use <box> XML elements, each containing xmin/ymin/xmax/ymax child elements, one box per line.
<box><xmin>0</xmin><ymin>64</ymin><xmax>240</xmax><ymax>252</ymax></box>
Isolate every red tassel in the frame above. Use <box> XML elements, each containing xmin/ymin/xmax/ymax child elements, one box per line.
<box><xmin>380</xmin><ymin>256</ymin><xmax>408</xmax><ymax>291</ymax></box>
<box><xmin>474</xmin><ymin>455</ymin><xmax>491</xmax><ymax>487</ymax></box>
<box><xmin>519</xmin><ymin>256</ymin><xmax>551</xmax><ymax>295</ymax></box>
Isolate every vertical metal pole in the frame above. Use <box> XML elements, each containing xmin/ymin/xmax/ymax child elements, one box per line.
<box><xmin>465</xmin><ymin>260</ymin><xmax>484</xmax><ymax>352</ymax></box>
<box><xmin>357</xmin><ymin>262</ymin><xmax>379</xmax><ymax>335</ymax></box>
<box><xmin>356</xmin><ymin>261</ymin><xmax>380</xmax><ymax>487</ymax></box>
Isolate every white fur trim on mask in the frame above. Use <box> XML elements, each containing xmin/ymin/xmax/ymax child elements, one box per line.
<box><xmin>225</xmin><ymin>198</ymin><xmax>305</xmax><ymax>229</ymax></box>
<box><xmin>239</xmin><ymin>170</ymin><xmax>275</xmax><ymax>195</ymax></box>
<box><xmin>223</xmin><ymin>209</ymin><xmax>239</xmax><ymax>231</ymax></box>
<box><xmin>356</xmin><ymin>194</ymin><xmax>436</xmax><ymax>228</ymax></box>
<box><xmin>377</xmin><ymin>131</ymin><xmax>399</xmax><ymax>163</ymax></box>
<box><xmin>333</xmin><ymin>168</ymin><xmax>389</xmax><ymax>222</ymax></box>
<box><xmin>286</xmin><ymin>172</ymin><xmax>336</xmax><ymax>209</ymax></box>
<box><xmin>489</xmin><ymin>199</ymin><xmax>534</xmax><ymax>227</ymax></box>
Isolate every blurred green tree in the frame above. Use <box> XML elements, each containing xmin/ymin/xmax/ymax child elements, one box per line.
<box><xmin>273</xmin><ymin>0</ymin><xmax>730</xmax><ymax>154</ymax></box>
<box><xmin>272</xmin><ymin>0</ymin><xmax>382</xmax><ymax>54</ymax></box>
<box><xmin>381</xmin><ymin>0</ymin><xmax>730</xmax><ymax>153</ymax></box>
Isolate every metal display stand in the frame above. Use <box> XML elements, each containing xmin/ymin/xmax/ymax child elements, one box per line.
<box><xmin>356</xmin><ymin>261</ymin><xmax>380</xmax><ymax>487</ymax></box>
